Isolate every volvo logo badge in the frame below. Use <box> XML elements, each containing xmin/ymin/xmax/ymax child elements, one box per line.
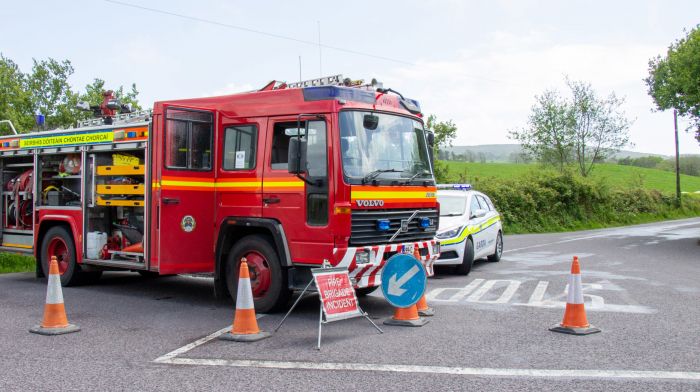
<box><xmin>356</xmin><ymin>200</ymin><xmax>384</xmax><ymax>207</ymax></box>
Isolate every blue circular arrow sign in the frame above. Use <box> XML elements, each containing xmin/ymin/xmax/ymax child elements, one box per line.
<box><xmin>380</xmin><ymin>254</ymin><xmax>427</xmax><ymax>308</ymax></box>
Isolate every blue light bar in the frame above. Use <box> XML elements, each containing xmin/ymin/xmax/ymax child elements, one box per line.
<box><xmin>419</xmin><ymin>217</ymin><xmax>431</xmax><ymax>228</ymax></box>
<box><xmin>452</xmin><ymin>184</ymin><xmax>472</xmax><ymax>190</ymax></box>
<box><xmin>376</xmin><ymin>219</ymin><xmax>391</xmax><ymax>231</ymax></box>
<box><xmin>302</xmin><ymin>86</ymin><xmax>376</xmax><ymax>104</ymax></box>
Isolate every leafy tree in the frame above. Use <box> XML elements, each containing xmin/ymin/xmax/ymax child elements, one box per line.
<box><xmin>0</xmin><ymin>53</ymin><xmax>142</xmax><ymax>133</ymax></box>
<box><xmin>510</xmin><ymin>90</ymin><xmax>574</xmax><ymax>172</ymax></box>
<box><xmin>425</xmin><ymin>114</ymin><xmax>458</xmax><ymax>182</ymax></box>
<box><xmin>510</xmin><ymin>79</ymin><xmax>631</xmax><ymax>176</ymax></box>
<box><xmin>0</xmin><ymin>55</ymin><xmax>33</xmax><ymax>134</ymax></box>
<box><xmin>645</xmin><ymin>25</ymin><xmax>700</xmax><ymax>143</ymax></box>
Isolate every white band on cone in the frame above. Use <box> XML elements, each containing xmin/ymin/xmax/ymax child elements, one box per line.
<box><xmin>236</xmin><ymin>277</ymin><xmax>255</xmax><ymax>310</ymax></box>
<box><xmin>46</xmin><ymin>274</ymin><xmax>64</xmax><ymax>305</ymax></box>
<box><xmin>567</xmin><ymin>274</ymin><xmax>584</xmax><ymax>304</ymax></box>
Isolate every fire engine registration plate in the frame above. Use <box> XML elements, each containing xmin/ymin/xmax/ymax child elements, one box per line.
<box><xmin>402</xmin><ymin>244</ymin><xmax>414</xmax><ymax>254</ymax></box>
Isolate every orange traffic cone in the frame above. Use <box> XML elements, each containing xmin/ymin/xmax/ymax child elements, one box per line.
<box><xmin>219</xmin><ymin>258</ymin><xmax>270</xmax><ymax>342</ymax></box>
<box><xmin>384</xmin><ymin>303</ymin><xmax>429</xmax><ymax>327</ymax></box>
<box><xmin>550</xmin><ymin>256</ymin><xmax>601</xmax><ymax>335</ymax></box>
<box><xmin>413</xmin><ymin>248</ymin><xmax>434</xmax><ymax>317</ymax></box>
<box><xmin>29</xmin><ymin>256</ymin><xmax>80</xmax><ymax>335</ymax></box>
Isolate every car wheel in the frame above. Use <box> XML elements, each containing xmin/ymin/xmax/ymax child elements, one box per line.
<box><xmin>455</xmin><ymin>238</ymin><xmax>475</xmax><ymax>275</ymax></box>
<box><xmin>488</xmin><ymin>232</ymin><xmax>503</xmax><ymax>262</ymax></box>
<box><xmin>225</xmin><ymin>235</ymin><xmax>291</xmax><ymax>313</ymax></box>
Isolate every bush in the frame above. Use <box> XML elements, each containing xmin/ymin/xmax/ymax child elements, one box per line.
<box><xmin>461</xmin><ymin>171</ymin><xmax>700</xmax><ymax>233</ymax></box>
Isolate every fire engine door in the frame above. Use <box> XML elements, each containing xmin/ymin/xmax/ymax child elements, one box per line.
<box><xmin>262</xmin><ymin>118</ymin><xmax>333</xmax><ymax>265</ymax></box>
<box><xmin>157</xmin><ymin>108</ymin><xmax>217</xmax><ymax>272</ymax></box>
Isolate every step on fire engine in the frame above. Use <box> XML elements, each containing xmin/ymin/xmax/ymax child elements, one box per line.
<box><xmin>0</xmin><ymin>75</ymin><xmax>440</xmax><ymax>312</ymax></box>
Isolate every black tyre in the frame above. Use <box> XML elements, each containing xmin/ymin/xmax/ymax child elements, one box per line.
<box><xmin>225</xmin><ymin>235</ymin><xmax>291</xmax><ymax>313</ymax></box>
<box><xmin>487</xmin><ymin>232</ymin><xmax>503</xmax><ymax>262</ymax></box>
<box><xmin>455</xmin><ymin>238</ymin><xmax>475</xmax><ymax>275</ymax></box>
<box><xmin>40</xmin><ymin>226</ymin><xmax>101</xmax><ymax>286</ymax></box>
<box><xmin>355</xmin><ymin>286</ymin><xmax>379</xmax><ymax>296</ymax></box>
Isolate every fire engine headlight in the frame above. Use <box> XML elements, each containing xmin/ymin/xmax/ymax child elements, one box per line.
<box><xmin>436</xmin><ymin>226</ymin><xmax>463</xmax><ymax>239</ymax></box>
<box><xmin>376</xmin><ymin>219</ymin><xmax>391</xmax><ymax>231</ymax></box>
<box><xmin>355</xmin><ymin>250</ymin><xmax>371</xmax><ymax>264</ymax></box>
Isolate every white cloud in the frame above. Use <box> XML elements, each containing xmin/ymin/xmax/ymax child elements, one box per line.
<box><xmin>383</xmin><ymin>32</ymin><xmax>699</xmax><ymax>155</ymax></box>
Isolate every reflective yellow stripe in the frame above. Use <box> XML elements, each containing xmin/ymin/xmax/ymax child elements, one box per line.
<box><xmin>352</xmin><ymin>191</ymin><xmax>435</xmax><ymax>199</ymax></box>
<box><xmin>157</xmin><ymin>179</ymin><xmax>301</xmax><ymax>189</ymax></box>
<box><xmin>2</xmin><ymin>243</ymin><xmax>33</xmax><ymax>249</ymax></box>
<box><xmin>440</xmin><ymin>215</ymin><xmax>501</xmax><ymax>246</ymax></box>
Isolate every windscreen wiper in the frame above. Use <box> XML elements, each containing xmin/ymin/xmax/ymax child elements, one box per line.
<box><xmin>362</xmin><ymin>169</ymin><xmax>402</xmax><ymax>184</ymax></box>
<box><xmin>401</xmin><ymin>170</ymin><xmax>431</xmax><ymax>185</ymax></box>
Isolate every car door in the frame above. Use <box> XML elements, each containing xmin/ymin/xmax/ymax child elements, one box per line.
<box><xmin>476</xmin><ymin>194</ymin><xmax>498</xmax><ymax>256</ymax></box>
<box><xmin>468</xmin><ymin>194</ymin><xmax>488</xmax><ymax>258</ymax></box>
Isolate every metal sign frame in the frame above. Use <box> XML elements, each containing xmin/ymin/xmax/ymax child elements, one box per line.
<box><xmin>274</xmin><ymin>260</ymin><xmax>382</xmax><ymax>350</ymax></box>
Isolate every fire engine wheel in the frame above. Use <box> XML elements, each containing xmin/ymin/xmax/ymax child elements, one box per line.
<box><xmin>225</xmin><ymin>235</ymin><xmax>291</xmax><ymax>313</ymax></box>
<box><xmin>40</xmin><ymin>226</ymin><xmax>101</xmax><ymax>286</ymax></box>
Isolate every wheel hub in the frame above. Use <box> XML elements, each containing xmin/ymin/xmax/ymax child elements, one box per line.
<box><xmin>241</xmin><ymin>251</ymin><xmax>271</xmax><ymax>298</ymax></box>
<box><xmin>47</xmin><ymin>237</ymin><xmax>69</xmax><ymax>275</ymax></box>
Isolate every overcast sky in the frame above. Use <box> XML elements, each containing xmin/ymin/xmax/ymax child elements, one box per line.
<box><xmin>2</xmin><ymin>0</ymin><xmax>698</xmax><ymax>155</ymax></box>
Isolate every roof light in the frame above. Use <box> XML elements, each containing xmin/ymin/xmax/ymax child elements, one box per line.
<box><xmin>437</xmin><ymin>184</ymin><xmax>472</xmax><ymax>190</ymax></box>
<box><xmin>302</xmin><ymin>86</ymin><xmax>375</xmax><ymax>104</ymax></box>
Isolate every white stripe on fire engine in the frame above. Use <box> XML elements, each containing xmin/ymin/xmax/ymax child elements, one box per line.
<box><xmin>46</xmin><ymin>274</ymin><xmax>64</xmax><ymax>305</ymax></box>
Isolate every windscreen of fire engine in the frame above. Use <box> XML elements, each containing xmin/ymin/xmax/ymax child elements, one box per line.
<box><xmin>339</xmin><ymin>111</ymin><xmax>432</xmax><ymax>184</ymax></box>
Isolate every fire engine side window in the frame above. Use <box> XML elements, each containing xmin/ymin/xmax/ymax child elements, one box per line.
<box><xmin>270</xmin><ymin>122</ymin><xmax>299</xmax><ymax>170</ymax></box>
<box><xmin>165</xmin><ymin>109</ymin><xmax>213</xmax><ymax>170</ymax></box>
<box><xmin>223</xmin><ymin>125</ymin><xmax>257</xmax><ymax>170</ymax></box>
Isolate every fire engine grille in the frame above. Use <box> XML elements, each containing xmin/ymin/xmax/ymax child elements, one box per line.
<box><xmin>350</xmin><ymin>208</ymin><xmax>439</xmax><ymax>246</ymax></box>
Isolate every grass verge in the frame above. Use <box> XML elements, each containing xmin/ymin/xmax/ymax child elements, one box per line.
<box><xmin>0</xmin><ymin>252</ymin><xmax>35</xmax><ymax>274</ymax></box>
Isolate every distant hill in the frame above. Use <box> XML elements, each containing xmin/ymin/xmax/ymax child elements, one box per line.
<box><xmin>442</xmin><ymin>144</ymin><xmax>669</xmax><ymax>163</ymax></box>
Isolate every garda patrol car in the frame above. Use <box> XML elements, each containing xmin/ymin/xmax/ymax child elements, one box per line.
<box><xmin>435</xmin><ymin>184</ymin><xmax>503</xmax><ymax>275</ymax></box>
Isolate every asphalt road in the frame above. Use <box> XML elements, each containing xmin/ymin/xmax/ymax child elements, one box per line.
<box><xmin>1</xmin><ymin>218</ymin><xmax>699</xmax><ymax>391</ymax></box>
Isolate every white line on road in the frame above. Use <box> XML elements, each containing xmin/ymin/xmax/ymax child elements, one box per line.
<box><xmin>156</xmin><ymin>357</ymin><xmax>700</xmax><ymax>381</ymax></box>
<box><xmin>504</xmin><ymin>219</ymin><xmax>700</xmax><ymax>254</ymax></box>
<box><xmin>153</xmin><ymin>315</ymin><xmax>266</xmax><ymax>363</ymax></box>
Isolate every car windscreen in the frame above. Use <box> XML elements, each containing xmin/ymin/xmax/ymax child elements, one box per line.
<box><xmin>438</xmin><ymin>194</ymin><xmax>466</xmax><ymax>216</ymax></box>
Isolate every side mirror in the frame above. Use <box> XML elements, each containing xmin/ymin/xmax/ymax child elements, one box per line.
<box><xmin>470</xmin><ymin>209</ymin><xmax>487</xmax><ymax>219</ymax></box>
<box><xmin>287</xmin><ymin>137</ymin><xmax>307</xmax><ymax>174</ymax></box>
<box><xmin>363</xmin><ymin>114</ymin><xmax>379</xmax><ymax>130</ymax></box>
<box><xmin>426</xmin><ymin>131</ymin><xmax>435</xmax><ymax>147</ymax></box>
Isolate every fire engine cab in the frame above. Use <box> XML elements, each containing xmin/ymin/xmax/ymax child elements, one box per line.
<box><xmin>0</xmin><ymin>75</ymin><xmax>440</xmax><ymax>312</ymax></box>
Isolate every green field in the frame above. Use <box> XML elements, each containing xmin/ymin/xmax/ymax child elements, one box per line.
<box><xmin>442</xmin><ymin>162</ymin><xmax>700</xmax><ymax>193</ymax></box>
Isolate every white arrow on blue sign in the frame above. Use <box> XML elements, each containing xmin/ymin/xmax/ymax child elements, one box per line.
<box><xmin>381</xmin><ymin>254</ymin><xmax>427</xmax><ymax>308</ymax></box>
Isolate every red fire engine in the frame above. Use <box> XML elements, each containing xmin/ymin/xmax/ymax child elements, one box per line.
<box><xmin>0</xmin><ymin>75</ymin><xmax>440</xmax><ymax>312</ymax></box>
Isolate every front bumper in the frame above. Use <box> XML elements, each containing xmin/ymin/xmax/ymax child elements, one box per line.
<box><xmin>433</xmin><ymin>238</ymin><xmax>464</xmax><ymax>266</ymax></box>
<box><xmin>332</xmin><ymin>239</ymin><xmax>440</xmax><ymax>289</ymax></box>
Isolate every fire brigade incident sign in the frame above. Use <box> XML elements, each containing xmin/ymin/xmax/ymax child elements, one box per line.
<box><xmin>312</xmin><ymin>267</ymin><xmax>363</xmax><ymax>322</ymax></box>
<box><xmin>20</xmin><ymin>131</ymin><xmax>114</xmax><ymax>149</ymax></box>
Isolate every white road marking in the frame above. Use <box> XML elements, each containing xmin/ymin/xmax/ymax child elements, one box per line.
<box><xmin>466</xmin><ymin>279</ymin><xmax>521</xmax><ymax>304</ymax></box>
<box><xmin>427</xmin><ymin>279</ymin><xmax>656</xmax><ymax>314</ymax></box>
<box><xmin>156</xmin><ymin>357</ymin><xmax>700</xmax><ymax>381</ymax></box>
<box><xmin>504</xmin><ymin>219</ymin><xmax>700</xmax><ymax>254</ymax></box>
<box><xmin>153</xmin><ymin>315</ymin><xmax>266</xmax><ymax>363</ymax></box>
